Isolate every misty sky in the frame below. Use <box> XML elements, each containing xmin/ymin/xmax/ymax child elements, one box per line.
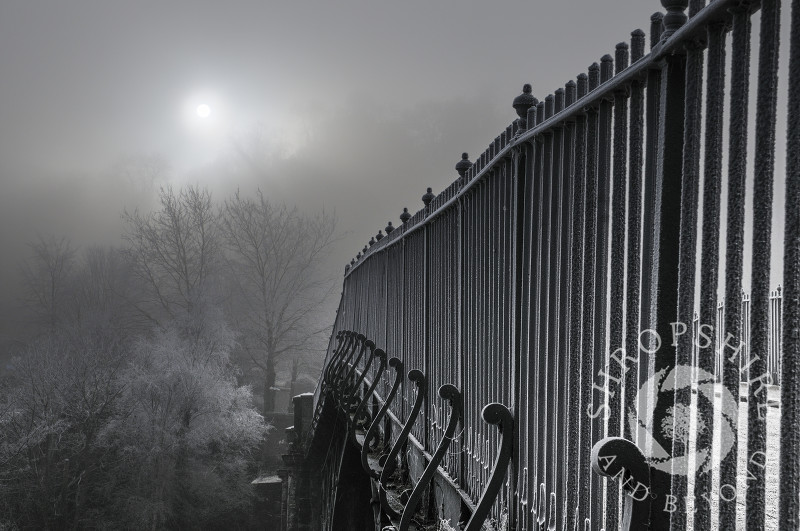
<box><xmin>0</xmin><ymin>1</ymin><xmax>786</xmax><ymax>328</ymax></box>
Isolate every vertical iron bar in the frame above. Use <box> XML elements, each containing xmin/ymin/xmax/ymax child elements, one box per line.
<box><xmin>548</xmin><ymin>89</ymin><xmax>565</xmax><ymax>527</ymax></box>
<box><xmin>537</xmin><ymin>94</ymin><xmax>555</xmax><ymax>513</ymax></box>
<box><xmin>648</xmin><ymin>17</ymin><xmax>687</xmax><ymax>527</ymax></box>
<box><xmin>692</xmin><ymin>18</ymin><xmax>726</xmax><ymax>531</ymax></box>
<box><xmin>567</xmin><ymin>73</ymin><xmax>588</xmax><ymax>531</ymax></box>
<box><xmin>719</xmin><ymin>6</ymin><xmax>751</xmax><ymax>529</ymax></box>
<box><xmin>514</xmin><ymin>139</ymin><xmax>533</xmax><ymax>530</ymax></box>
<box><xmin>579</xmin><ymin>63</ymin><xmax>600</xmax><ymax>528</ymax></box>
<box><xmin>639</xmin><ymin>13</ymin><xmax>664</xmax><ymax>445</ymax></box>
<box><xmin>559</xmin><ymin>80</ymin><xmax>577</xmax><ymax>529</ymax></box>
<box><xmin>624</xmin><ymin>28</ymin><xmax>646</xmax><ymax>444</ymax></box>
<box><xmin>781</xmin><ymin>16</ymin><xmax>800</xmax><ymax>502</ymax></box>
<box><xmin>746</xmin><ymin>1</ymin><xmax>781</xmax><ymax>528</ymax></box>
<box><xmin>531</xmin><ymin>103</ymin><xmax>545</xmax><ymax>526</ymax></box>
<box><xmin>671</xmin><ymin>20</ymin><xmax>704</xmax><ymax>529</ymax></box>
<box><xmin>593</xmin><ymin>54</ymin><xmax>614</xmax><ymax>528</ymax></box>
<box><xmin>606</xmin><ymin>41</ymin><xmax>629</xmax><ymax>531</ymax></box>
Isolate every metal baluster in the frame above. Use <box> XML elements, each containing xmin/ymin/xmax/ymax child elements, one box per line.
<box><xmin>579</xmin><ymin>62</ymin><xmax>600</xmax><ymax>528</ymax></box>
<box><xmin>566</xmin><ymin>71</ymin><xmax>588</xmax><ymax>531</ymax></box>
<box><xmin>639</xmin><ymin>2</ymin><xmax>688</xmax><ymax>526</ymax></box>
<box><xmin>719</xmin><ymin>4</ymin><xmax>752</xmax><ymax>528</ymax></box>
<box><xmin>561</xmin><ymin>78</ymin><xmax>579</xmax><ymax>531</ymax></box>
<box><xmin>550</xmin><ymin>87</ymin><xmax>567</xmax><ymax>531</ymax></box>
<box><xmin>606</xmin><ymin>40</ymin><xmax>629</xmax><ymax>531</ymax></box>
<box><xmin>638</xmin><ymin>13</ymin><xmax>663</xmax><ymax>442</ymax></box>
<box><xmin>623</xmin><ymin>27</ymin><xmax>646</xmax><ymax>446</ymax></box>
<box><xmin>671</xmin><ymin>6</ymin><xmax>704</xmax><ymax>524</ymax></box>
<box><xmin>591</xmin><ymin>53</ymin><xmax>614</xmax><ymax>528</ymax></box>
<box><xmin>692</xmin><ymin>17</ymin><xmax>726</xmax><ymax>529</ymax></box>
<box><xmin>747</xmin><ymin>1</ymin><xmax>782</xmax><ymax>528</ymax></box>
<box><xmin>781</xmin><ymin>5</ymin><xmax>800</xmax><ymax>505</ymax></box>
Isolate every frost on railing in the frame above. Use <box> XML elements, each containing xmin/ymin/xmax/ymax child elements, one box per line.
<box><xmin>322</xmin><ymin>0</ymin><xmax>800</xmax><ymax>529</ymax></box>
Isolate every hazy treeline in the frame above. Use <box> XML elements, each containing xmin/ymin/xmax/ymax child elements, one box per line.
<box><xmin>0</xmin><ymin>185</ymin><xmax>337</xmax><ymax>529</ymax></box>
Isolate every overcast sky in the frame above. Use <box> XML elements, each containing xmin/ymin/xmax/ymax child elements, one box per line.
<box><xmin>0</xmin><ymin>1</ymin><xmax>785</xmax><ymax>323</ymax></box>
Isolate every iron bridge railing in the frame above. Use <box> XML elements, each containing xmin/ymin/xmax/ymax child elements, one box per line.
<box><xmin>309</xmin><ymin>0</ymin><xmax>800</xmax><ymax>529</ymax></box>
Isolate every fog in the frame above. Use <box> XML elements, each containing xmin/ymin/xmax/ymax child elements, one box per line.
<box><xmin>0</xmin><ymin>1</ymin><xmax>664</xmax><ymax>338</ymax></box>
<box><xmin>0</xmin><ymin>1</ymin><xmax>795</xmax><ymax>528</ymax></box>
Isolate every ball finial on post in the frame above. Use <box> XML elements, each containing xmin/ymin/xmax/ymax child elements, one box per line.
<box><xmin>660</xmin><ymin>0</ymin><xmax>688</xmax><ymax>40</ymax></box>
<box><xmin>422</xmin><ymin>187</ymin><xmax>435</xmax><ymax>207</ymax></box>
<box><xmin>455</xmin><ymin>152</ymin><xmax>473</xmax><ymax>179</ymax></box>
<box><xmin>400</xmin><ymin>208</ymin><xmax>411</xmax><ymax>224</ymax></box>
<box><xmin>385</xmin><ymin>221</ymin><xmax>395</xmax><ymax>234</ymax></box>
<box><xmin>512</xmin><ymin>84</ymin><xmax>537</xmax><ymax>131</ymax></box>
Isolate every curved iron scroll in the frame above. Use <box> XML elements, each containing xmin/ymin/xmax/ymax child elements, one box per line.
<box><xmin>398</xmin><ymin>384</ymin><xmax>462</xmax><ymax>531</ymax></box>
<box><xmin>332</xmin><ymin>335</ymin><xmax>364</xmax><ymax>402</ymax></box>
<box><xmin>360</xmin><ymin>357</ymin><xmax>403</xmax><ymax>478</ymax></box>
<box><xmin>322</xmin><ymin>331</ymin><xmax>349</xmax><ymax>387</ymax></box>
<box><xmin>331</xmin><ymin>333</ymin><xmax>361</xmax><ymax>394</ymax></box>
<box><xmin>342</xmin><ymin>339</ymin><xmax>375</xmax><ymax>408</ymax></box>
<box><xmin>328</xmin><ymin>331</ymin><xmax>354</xmax><ymax>382</ymax></box>
<box><xmin>464</xmin><ymin>403</ymin><xmax>514</xmax><ymax>531</ymax></box>
<box><xmin>343</xmin><ymin>340</ymin><xmax>376</xmax><ymax>408</ymax></box>
<box><xmin>348</xmin><ymin>348</ymin><xmax>387</xmax><ymax>445</ymax></box>
<box><xmin>379</xmin><ymin>369</ymin><xmax>426</xmax><ymax>519</ymax></box>
<box><xmin>591</xmin><ymin>437</ymin><xmax>651</xmax><ymax>530</ymax></box>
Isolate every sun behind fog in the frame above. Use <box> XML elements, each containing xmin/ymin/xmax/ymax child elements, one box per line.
<box><xmin>196</xmin><ymin>104</ymin><xmax>211</xmax><ymax>118</ymax></box>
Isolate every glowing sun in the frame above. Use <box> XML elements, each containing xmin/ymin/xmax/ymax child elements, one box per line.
<box><xmin>196</xmin><ymin>104</ymin><xmax>211</xmax><ymax>118</ymax></box>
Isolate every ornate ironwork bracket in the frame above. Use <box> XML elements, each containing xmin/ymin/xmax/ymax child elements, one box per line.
<box><xmin>342</xmin><ymin>339</ymin><xmax>374</xmax><ymax>407</ymax></box>
<box><xmin>331</xmin><ymin>333</ymin><xmax>363</xmax><ymax>395</ymax></box>
<box><xmin>379</xmin><ymin>369</ymin><xmax>426</xmax><ymax>519</ymax></box>
<box><xmin>397</xmin><ymin>384</ymin><xmax>462</xmax><ymax>531</ymax></box>
<box><xmin>322</xmin><ymin>330</ymin><xmax>350</xmax><ymax>388</ymax></box>
<box><xmin>591</xmin><ymin>437</ymin><xmax>652</xmax><ymax>530</ymax></box>
<box><xmin>361</xmin><ymin>357</ymin><xmax>403</xmax><ymax>478</ymax></box>
<box><xmin>348</xmin><ymin>348</ymin><xmax>387</xmax><ymax>445</ymax></box>
<box><xmin>464</xmin><ymin>403</ymin><xmax>514</xmax><ymax>531</ymax></box>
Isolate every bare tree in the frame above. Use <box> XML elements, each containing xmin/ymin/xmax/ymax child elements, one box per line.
<box><xmin>219</xmin><ymin>190</ymin><xmax>337</xmax><ymax>414</ymax></box>
<box><xmin>122</xmin><ymin>185</ymin><xmax>221</xmax><ymax>326</ymax></box>
<box><xmin>20</xmin><ymin>235</ymin><xmax>77</xmax><ymax>329</ymax></box>
<box><xmin>113</xmin><ymin>152</ymin><xmax>169</xmax><ymax>194</ymax></box>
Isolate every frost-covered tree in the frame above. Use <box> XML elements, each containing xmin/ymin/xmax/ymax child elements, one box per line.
<box><xmin>0</xmin><ymin>307</ymin><xmax>266</xmax><ymax>529</ymax></box>
<box><xmin>97</xmin><ymin>307</ymin><xmax>267</xmax><ymax>528</ymax></box>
